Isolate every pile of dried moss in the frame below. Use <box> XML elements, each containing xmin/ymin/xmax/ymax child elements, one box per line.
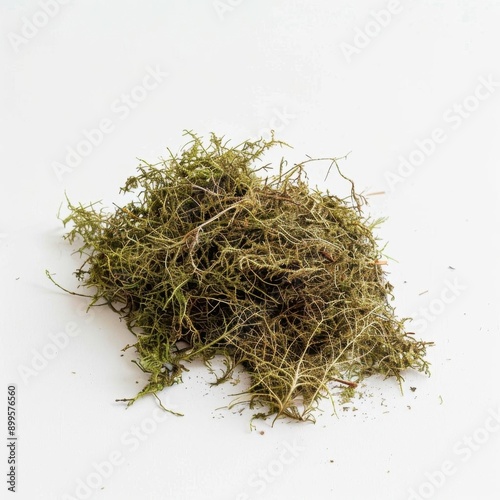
<box><xmin>53</xmin><ymin>132</ymin><xmax>430</xmax><ymax>422</ymax></box>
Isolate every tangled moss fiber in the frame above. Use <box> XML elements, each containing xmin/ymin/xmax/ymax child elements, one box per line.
<box><xmin>56</xmin><ymin>133</ymin><xmax>430</xmax><ymax>422</ymax></box>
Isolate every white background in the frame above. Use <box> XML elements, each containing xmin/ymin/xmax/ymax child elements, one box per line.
<box><xmin>1</xmin><ymin>1</ymin><xmax>499</xmax><ymax>499</ymax></box>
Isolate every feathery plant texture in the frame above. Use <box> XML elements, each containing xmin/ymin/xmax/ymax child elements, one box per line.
<box><xmin>53</xmin><ymin>132</ymin><xmax>431</xmax><ymax>422</ymax></box>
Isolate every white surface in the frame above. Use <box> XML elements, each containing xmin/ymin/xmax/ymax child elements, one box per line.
<box><xmin>1</xmin><ymin>1</ymin><xmax>499</xmax><ymax>499</ymax></box>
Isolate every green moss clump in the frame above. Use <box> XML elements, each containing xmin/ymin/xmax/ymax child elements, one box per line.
<box><xmin>53</xmin><ymin>132</ymin><xmax>431</xmax><ymax>422</ymax></box>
